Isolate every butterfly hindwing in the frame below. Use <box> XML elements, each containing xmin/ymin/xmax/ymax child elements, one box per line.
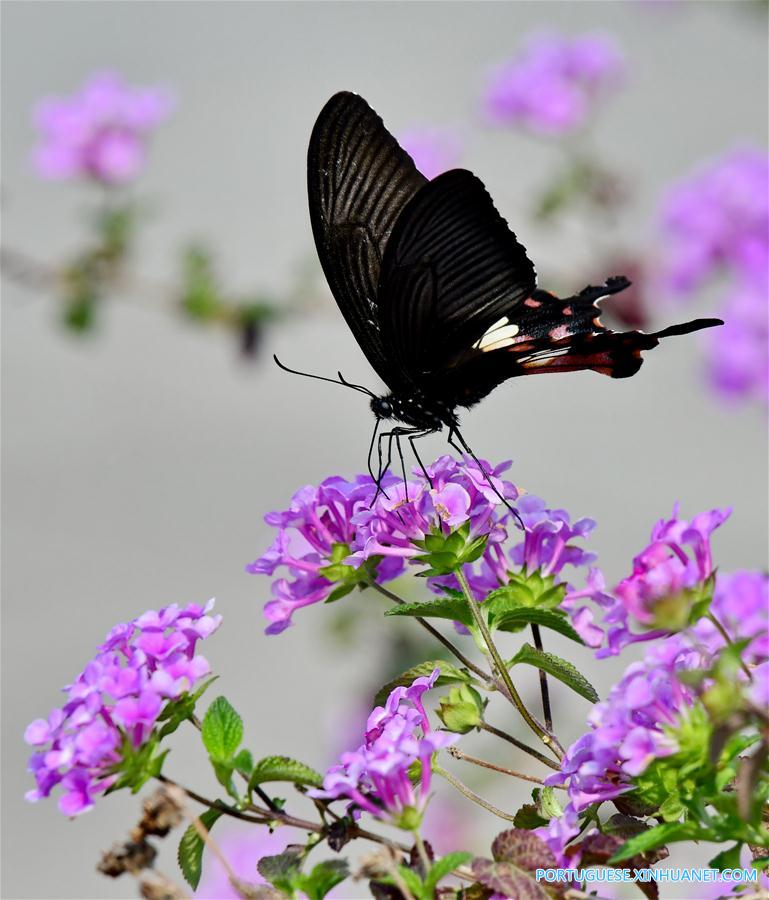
<box><xmin>377</xmin><ymin>169</ymin><xmax>537</xmax><ymax>385</ymax></box>
<box><xmin>307</xmin><ymin>92</ymin><xmax>427</xmax><ymax>388</ymax></box>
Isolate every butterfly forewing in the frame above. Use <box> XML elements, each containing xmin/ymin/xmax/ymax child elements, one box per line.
<box><xmin>307</xmin><ymin>91</ymin><xmax>427</xmax><ymax>388</ymax></box>
<box><xmin>377</xmin><ymin>169</ymin><xmax>537</xmax><ymax>384</ymax></box>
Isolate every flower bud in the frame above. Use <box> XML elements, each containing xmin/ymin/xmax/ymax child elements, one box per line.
<box><xmin>436</xmin><ymin>684</ymin><xmax>485</xmax><ymax>734</ymax></box>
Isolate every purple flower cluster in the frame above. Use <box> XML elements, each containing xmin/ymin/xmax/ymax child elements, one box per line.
<box><xmin>251</xmin><ymin>456</ymin><xmax>608</xmax><ymax>641</ymax></box>
<box><xmin>399</xmin><ymin>127</ymin><xmax>462</xmax><ymax>180</ymax></box>
<box><xmin>32</xmin><ymin>71</ymin><xmax>173</xmax><ymax>184</ymax></box>
<box><xmin>247</xmin><ymin>473</ymin><xmax>404</xmax><ymax>634</ymax></box>
<box><xmin>658</xmin><ymin>148</ymin><xmax>769</xmax><ymax>407</ymax></box>
<box><xmin>310</xmin><ymin>669</ymin><xmax>454</xmax><ymax>828</ymax></box>
<box><xmin>484</xmin><ymin>32</ymin><xmax>624</xmax><ymax>135</ymax></box>
<box><xmin>568</xmin><ymin>506</ymin><xmax>730</xmax><ymax>657</ymax></box>
<box><xmin>539</xmin><ymin>565</ymin><xmax>768</xmax><ymax>864</ymax></box>
<box><xmin>25</xmin><ymin>600</ymin><xmax>220</xmax><ymax>816</ymax></box>
<box><xmin>349</xmin><ymin>455</ymin><xmax>518</xmax><ymax>569</ymax></box>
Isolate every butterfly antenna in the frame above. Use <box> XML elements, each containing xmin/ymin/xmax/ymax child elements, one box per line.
<box><xmin>448</xmin><ymin>426</ymin><xmax>525</xmax><ymax>531</ymax></box>
<box><xmin>273</xmin><ymin>355</ymin><xmax>374</xmax><ymax>396</ymax></box>
<box><xmin>337</xmin><ymin>372</ymin><xmax>376</xmax><ymax>398</ymax></box>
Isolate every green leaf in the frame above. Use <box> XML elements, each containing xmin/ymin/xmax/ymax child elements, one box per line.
<box><xmin>512</xmin><ymin>804</ymin><xmax>548</xmax><ymax>829</ymax></box>
<box><xmin>424</xmin><ymin>852</ymin><xmax>473</xmax><ymax>896</ymax></box>
<box><xmin>384</xmin><ymin>594</ymin><xmax>473</xmax><ymax>627</ymax></box>
<box><xmin>233</xmin><ymin>748</ymin><xmax>254</xmax><ymax>777</ymax></box>
<box><xmin>249</xmin><ymin>755</ymin><xmax>323</xmax><ymax>791</ymax></box>
<box><xmin>177</xmin><ymin>808</ymin><xmax>223</xmax><ymax>890</ymax></box>
<box><xmin>709</xmin><ymin>844</ymin><xmax>743</xmax><ymax>871</ymax></box>
<box><xmin>373</xmin><ymin>660</ymin><xmax>472</xmax><ymax>707</ymax></box>
<box><xmin>202</xmin><ymin>696</ymin><xmax>243</xmax><ymax>763</ymax></box>
<box><xmin>396</xmin><ymin>864</ymin><xmax>424</xmax><ymax>897</ymax></box>
<box><xmin>297</xmin><ymin>859</ymin><xmax>350</xmax><ymax>900</ymax></box>
<box><xmin>493</xmin><ymin>607</ymin><xmax>583</xmax><ymax>643</ymax></box>
<box><xmin>508</xmin><ymin>644</ymin><xmax>599</xmax><ymax>703</ymax></box>
<box><xmin>258</xmin><ymin>848</ymin><xmax>304</xmax><ymax>894</ymax></box>
<box><xmin>609</xmin><ymin>822</ymin><xmax>711</xmax><ymax>863</ymax></box>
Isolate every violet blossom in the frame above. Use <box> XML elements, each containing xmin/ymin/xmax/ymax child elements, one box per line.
<box><xmin>25</xmin><ymin>600</ymin><xmax>220</xmax><ymax>816</ymax></box>
<box><xmin>247</xmin><ymin>473</ymin><xmax>405</xmax><ymax>634</ymax></box>
<box><xmin>657</xmin><ymin>148</ymin><xmax>769</xmax><ymax>407</ymax></box>
<box><xmin>569</xmin><ymin>505</ymin><xmax>731</xmax><ymax>657</ymax></box>
<box><xmin>349</xmin><ymin>455</ymin><xmax>518</xmax><ymax>571</ymax></box>
<box><xmin>484</xmin><ymin>32</ymin><xmax>624</xmax><ymax>134</ymax></box>
<box><xmin>32</xmin><ymin>71</ymin><xmax>173</xmax><ymax>184</ymax></box>
<box><xmin>540</xmin><ymin>565</ymin><xmax>768</xmax><ymax>863</ymax></box>
<box><xmin>309</xmin><ymin>668</ymin><xmax>455</xmax><ymax>829</ymax></box>
<box><xmin>399</xmin><ymin>127</ymin><xmax>462</xmax><ymax>180</ymax></box>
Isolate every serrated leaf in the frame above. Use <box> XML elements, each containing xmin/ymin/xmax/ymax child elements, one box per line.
<box><xmin>373</xmin><ymin>661</ymin><xmax>472</xmax><ymax>707</ymax></box>
<box><xmin>513</xmin><ymin>804</ymin><xmax>548</xmax><ymax>829</ymax></box>
<box><xmin>249</xmin><ymin>755</ymin><xmax>322</xmax><ymax>790</ymax></box>
<box><xmin>384</xmin><ymin>595</ymin><xmax>473</xmax><ymax>627</ymax></box>
<box><xmin>508</xmin><ymin>644</ymin><xmax>599</xmax><ymax>703</ymax></box>
<box><xmin>493</xmin><ymin>608</ymin><xmax>583</xmax><ymax>644</ymax></box>
<box><xmin>709</xmin><ymin>843</ymin><xmax>743</xmax><ymax>871</ymax></box>
<box><xmin>472</xmin><ymin>857</ymin><xmax>553</xmax><ymax>899</ymax></box>
<box><xmin>177</xmin><ymin>808</ymin><xmax>223</xmax><ymax>890</ymax></box>
<box><xmin>258</xmin><ymin>848</ymin><xmax>304</xmax><ymax>893</ymax></box>
<box><xmin>609</xmin><ymin>822</ymin><xmax>711</xmax><ymax>863</ymax></box>
<box><xmin>424</xmin><ymin>852</ymin><xmax>473</xmax><ymax>896</ymax></box>
<box><xmin>297</xmin><ymin>859</ymin><xmax>350</xmax><ymax>900</ymax></box>
<box><xmin>202</xmin><ymin>696</ymin><xmax>243</xmax><ymax>763</ymax></box>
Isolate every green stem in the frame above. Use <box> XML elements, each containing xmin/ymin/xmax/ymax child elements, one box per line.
<box><xmin>708</xmin><ymin>612</ymin><xmax>754</xmax><ymax>681</ymax></box>
<box><xmin>413</xmin><ymin>830</ymin><xmax>431</xmax><ymax>876</ymax></box>
<box><xmin>368</xmin><ymin>579</ymin><xmax>489</xmax><ymax>681</ymax></box>
<box><xmin>434</xmin><ymin>764</ymin><xmax>517</xmax><ymax>822</ymax></box>
<box><xmin>455</xmin><ymin>567</ymin><xmax>563</xmax><ymax>760</ymax></box>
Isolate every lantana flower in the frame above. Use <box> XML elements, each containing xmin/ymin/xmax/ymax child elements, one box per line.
<box><xmin>657</xmin><ymin>148</ymin><xmax>769</xmax><ymax>407</ymax></box>
<box><xmin>570</xmin><ymin>505</ymin><xmax>730</xmax><ymax>656</ymax></box>
<box><xmin>484</xmin><ymin>32</ymin><xmax>624</xmax><ymax>134</ymax></box>
<box><xmin>309</xmin><ymin>668</ymin><xmax>455</xmax><ymax>829</ymax></box>
<box><xmin>540</xmin><ymin>568</ymin><xmax>768</xmax><ymax>864</ymax></box>
<box><xmin>247</xmin><ymin>473</ymin><xmax>404</xmax><ymax>634</ymax></box>
<box><xmin>32</xmin><ymin>71</ymin><xmax>173</xmax><ymax>184</ymax></box>
<box><xmin>25</xmin><ymin>600</ymin><xmax>220</xmax><ymax>816</ymax></box>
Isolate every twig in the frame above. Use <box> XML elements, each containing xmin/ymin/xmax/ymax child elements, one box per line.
<box><xmin>479</xmin><ymin>721</ymin><xmax>561</xmax><ymax>770</ymax></box>
<box><xmin>368</xmin><ymin>580</ymin><xmax>489</xmax><ymax>681</ymax></box>
<box><xmin>447</xmin><ymin>745</ymin><xmax>552</xmax><ymax>786</ymax></box>
<box><xmin>156</xmin><ymin>774</ymin><xmax>409</xmax><ymax>853</ymax></box>
<box><xmin>434</xmin><ymin>764</ymin><xmax>517</xmax><ymax>822</ymax></box>
<box><xmin>531</xmin><ymin>623</ymin><xmax>554</xmax><ymax>732</ymax></box>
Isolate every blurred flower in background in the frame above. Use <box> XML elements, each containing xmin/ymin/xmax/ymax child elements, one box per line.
<box><xmin>399</xmin><ymin>127</ymin><xmax>463</xmax><ymax>179</ymax></box>
<box><xmin>194</xmin><ymin>826</ymin><xmax>291</xmax><ymax>899</ymax></box>
<box><xmin>483</xmin><ymin>32</ymin><xmax>624</xmax><ymax>135</ymax></box>
<box><xmin>657</xmin><ymin>148</ymin><xmax>769</xmax><ymax>408</ymax></box>
<box><xmin>32</xmin><ymin>71</ymin><xmax>173</xmax><ymax>184</ymax></box>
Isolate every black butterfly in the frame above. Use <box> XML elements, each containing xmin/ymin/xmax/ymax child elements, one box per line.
<box><xmin>277</xmin><ymin>91</ymin><xmax>722</xmax><ymax>496</ymax></box>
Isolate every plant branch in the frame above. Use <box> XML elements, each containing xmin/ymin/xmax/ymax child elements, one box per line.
<box><xmin>446</xmin><ymin>745</ymin><xmax>552</xmax><ymax>786</ymax></box>
<box><xmin>708</xmin><ymin>612</ymin><xmax>754</xmax><ymax>681</ymax></box>
<box><xmin>367</xmin><ymin>580</ymin><xmax>489</xmax><ymax>681</ymax></box>
<box><xmin>478</xmin><ymin>721</ymin><xmax>561</xmax><ymax>770</ymax></box>
<box><xmin>156</xmin><ymin>774</ymin><xmax>409</xmax><ymax>853</ymax></box>
<box><xmin>531</xmin><ymin>623</ymin><xmax>554</xmax><ymax>731</ymax></box>
<box><xmin>455</xmin><ymin>567</ymin><xmax>563</xmax><ymax>760</ymax></box>
<box><xmin>434</xmin><ymin>764</ymin><xmax>517</xmax><ymax>822</ymax></box>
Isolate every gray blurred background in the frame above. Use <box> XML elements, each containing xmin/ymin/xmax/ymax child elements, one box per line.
<box><xmin>2</xmin><ymin>2</ymin><xmax>767</xmax><ymax>898</ymax></box>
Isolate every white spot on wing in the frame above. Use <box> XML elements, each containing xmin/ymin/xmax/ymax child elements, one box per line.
<box><xmin>472</xmin><ymin>319</ymin><xmax>521</xmax><ymax>352</ymax></box>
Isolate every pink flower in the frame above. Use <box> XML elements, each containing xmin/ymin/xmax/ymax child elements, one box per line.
<box><xmin>32</xmin><ymin>71</ymin><xmax>173</xmax><ymax>184</ymax></box>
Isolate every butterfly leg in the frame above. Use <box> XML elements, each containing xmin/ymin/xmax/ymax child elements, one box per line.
<box><xmin>373</xmin><ymin>428</ymin><xmax>399</xmax><ymax>505</ymax></box>
<box><xmin>447</xmin><ymin>426</ymin><xmax>524</xmax><ymax>531</ymax></box>
<box><xmin>407</xmin><ymin>431</ymin><xmax>434</xmax><ymax>489</ymax></box>
<box><xmin>367</xmin><ymin>418</ymin><xmax>382</xmax><ymax>487</ymax></box>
